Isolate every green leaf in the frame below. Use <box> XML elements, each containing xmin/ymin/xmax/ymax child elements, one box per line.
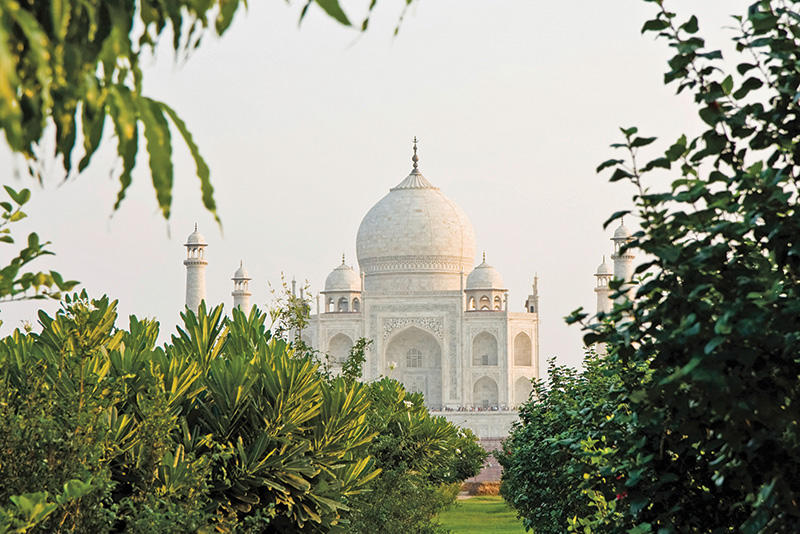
<box><xmin>631</xmin><ymin>136</ymin><xmax>657</xmax><ymax>148</ymax></box>
<box><xmin>138</xmin><ymin>97</ymin><xmax>174</xmax><ymax>220</ymax></box>
<box><xmin>641</xmin><ymin>18</ymin><xmax>669</xmax><ymax>33</ymax></box>
<box><xmin>611</xmin><ymin>168</ymin><xmax>633</xmax><ymax>182</ymax></box>
<box><xmin>732</xmin><ymin>77</ymin><xmax>763</xmax><ymax>99</ymax></box>
<box><xmin>721</xmin><ymin>75</ymin><xmax>733</xmax><ymax>95</ymax></box>
<box><xmin>681</xmin><ymin>16</ymin><xmax>698</xmax><ymax>34</ymax></box>
<box><xmin>160</xmin><ymin>102</ymin><xmax>219</xmax><ymax>224</ymax></box>
<box><xmin>313</xmin><ymin>0</ymin><xmax>351</xmax><ymax>26</ymax></box>
<box><xmin>596</xmin><ymin>159</ymin><xmax>624</xmax><ymax>173</ymax></box>
<box><xmin>9</xmin><ymin>210</ymin><xmax>26</xmax><ymax>222</ymax></box>
<box><xmin>108</xmin><ymin>85</ymin><xmax>139</xmax><ymax>212</ymax></box>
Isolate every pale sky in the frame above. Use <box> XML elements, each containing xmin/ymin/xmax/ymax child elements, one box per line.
<box><xmin>0</xmin><ymin>0</ymin><xmax>751</xmax><ymax>369</ymax></box>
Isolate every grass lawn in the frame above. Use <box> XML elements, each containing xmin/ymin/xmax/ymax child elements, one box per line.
<box><xmin>438</xmin><ymin>496</ymin><xmax>528</xmax><ymax>534</ymax></box>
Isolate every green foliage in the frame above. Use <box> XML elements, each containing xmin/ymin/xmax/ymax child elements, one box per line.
<box><xmin>340</xmin><ymin>338</ymin><xmax>372</xmax><ymax>383</ymax></box>
<box><xmin>347</xmin><ymin>378</ymin><xmax>487</xmax><ymax>534</ymax></box>
<box><xmin>0</xmin><ymin>294</ymin><xmax>379</xmax><ymax>533</ymax></box>
<box><xmin>563</xmin><ymin>1</ymin><xmax>800</xmax><ymax>532</ymax></box>
<box><xmin>0</xmin><ymin>186</ymin><xmax>78</xmax><ymax>315</ymax></box>
<box><xmin>498</xmin><ymin>352</ymin><xmax>621</xmax><ymax>534</ymax></box>
<box><xmin>0</xmin><ymin>0</ymin><xmax>408</xmax><ymax>221</ymax></box>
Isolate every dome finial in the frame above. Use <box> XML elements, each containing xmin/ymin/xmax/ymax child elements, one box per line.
<box><xmin>342</xmin><ymin>252</ymin><xmax>346</xmax><ymax>264</ymax></box>
<box><xmin>240</xmin><ymin>260</ymin><xmax>243</xmax><ymax>268</ymax></box>
<box><xmin>411</xmin><ymin>136</ymin><xmax>419</xmax><ymax>171</ymax></box>
<box><xmin>482</xmin><ymin>250</ymin><xmax>486</xmax><ymax>263</ymax></box>
<box><xmin>194</xmin><ymin>222</ymin><xmax>197</xmax><ymax>232</ymax></box>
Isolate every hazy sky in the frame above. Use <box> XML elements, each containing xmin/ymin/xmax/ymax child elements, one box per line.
<box><xmin>1</xmin><ymin>0</ymin><xmax>751</xmax><ymax>369</ymax></box>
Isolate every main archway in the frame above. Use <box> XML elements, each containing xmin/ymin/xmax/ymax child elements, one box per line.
<box><xmin>384</xmin><ymin>326</ymin><xmax>443</xmax><ymax>408</ymax></box>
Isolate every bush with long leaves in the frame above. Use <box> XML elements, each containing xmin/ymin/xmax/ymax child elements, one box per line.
<box><xmin>0</xmin><ymin>293</ymin><xmax>378</xmax><ymax>533</ymax></box>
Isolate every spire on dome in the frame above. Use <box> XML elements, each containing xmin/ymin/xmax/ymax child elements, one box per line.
<box><xmin>412</xmin><ymin>136</ymin><xmax>419</xmax><ymax>172</ymax></box>
<box><xmin>342</xmin><ymin>253</ymin><xmax>346</xmax><ymax>264</ymax></box>
<box><xmin>482</xmin><ymin>251</ymin><xmax>486</xmax><ymax>263</ymax></box>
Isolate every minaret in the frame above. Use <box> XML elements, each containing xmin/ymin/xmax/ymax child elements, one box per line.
<box><xmin>594</xmin><ymin>256</ymin><xmax>613</xmax><ymax>315</ymax></box>
<box><xmin>610</xmin><ymin>219</ymin><xmax>635</xmax><ymax>299</ymax></box>
<box><xmin>232</xmin><ymin>261</ymin><xmax>252</xmax><ymax>312</ymax></box>
<box><xmin>184</xmin><ymin>224</ymin><xmax>208</xmax><ymax>313</ymax></box>
<box><xmin>523</xmin><ymin>274</ymin><xmax>539</xmax><ymax>314</ymax></box>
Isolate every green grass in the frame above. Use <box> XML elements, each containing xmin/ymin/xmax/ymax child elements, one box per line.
<box><xmin>438</xmin><ymin>496</ymin><xmax>528</xmax><ymax>534</ymax></box>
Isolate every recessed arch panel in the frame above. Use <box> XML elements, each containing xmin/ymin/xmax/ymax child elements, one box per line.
<box><xmin>514</xmin><ymin>332</ymin><xmax>532</xmax><ymax>367</ymax></box>
<box><xmin>472</xmin><ymin>331</ymin><xmax>498</xmax><ymax>366</ymax></box>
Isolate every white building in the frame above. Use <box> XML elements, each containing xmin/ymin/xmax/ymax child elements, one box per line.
<box><xmin>303</xmin><ymin>142</ymin><xmax>540</xmax><ymax>410</ymax></box>
<box><xmin>182</xmin><ymin>142</ymin><xmax>633</xmax><ymax>435</ymax></box>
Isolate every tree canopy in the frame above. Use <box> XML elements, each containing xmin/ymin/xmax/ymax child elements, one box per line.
<box><xmin>501</xmin><ymin>0</ymin><xmax>800</xmax><ymax>532</ymax></box>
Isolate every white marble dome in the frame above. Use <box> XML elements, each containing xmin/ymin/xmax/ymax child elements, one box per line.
<box><xmin>613</xmin><ymin>222</ymin><xmax>632</xmax><ymax>239</ymax></box>
<box><xmin>466</xmin><ymin>261</ymin><xmax>505</xmax><ymax>290</ymax></box>
<box><xmin>186</xmin><ymin>227</ymin><xmax>206</xmax><ymax>245</ymax></box>
<box><xmin>595</xmin><ymin>258</ymin><xmax>612</xmax><ymax>276</ymax></box>
<box><xmin>233</xmin><ymin>262</ymin><xmax>250</xmax><ymax>279</ymax></box>
<box><xmin>356</xmin><ymin>168</ymin><xmax>476</xmax><ymax>290</ymax></box>
<box><xmin>325</xmin><ymin>261</ymin><xmax>361</xmax><ymax>292</ymax></box>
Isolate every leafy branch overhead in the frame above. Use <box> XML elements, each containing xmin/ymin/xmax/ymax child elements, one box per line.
<box><xmin>0</xmin><ymin>185</ymin><xmax>78</xmax><ymax>313</ymax></box>
<box><xmin>0</xmin><ymin>0</ymin><xmax>406</xmax><ymax>222</ymax></box>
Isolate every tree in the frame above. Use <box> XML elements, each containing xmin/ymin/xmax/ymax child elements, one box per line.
<box><xmin>0</xmin><ymin>294</ymin><xmax>379</xmax><ymax>533</ymax></box>
<box><xmin>564</xmin><ymin>0</ymin><xmax>800</xmax><ymax>532</ymax></box>
<box><xmin>346</xmin><ymin>377</ymin><xmax>486</xmax><ymax>534</ymax></box>
<box><xmin>0</xmin><ymin>0</ymin><xmax>407</xmax><ymax>220</ymax></box>
<box><xmin>0</xmin><ymin>0</ymin><xmax>409</xmax><ymax>308</ymax></box>
<box><xmin>498</xmin><ymin>352</ymin><xmax>621</xmax><ymax>534</ymax></box>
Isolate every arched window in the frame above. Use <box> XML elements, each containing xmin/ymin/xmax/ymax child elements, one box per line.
<box><xmin>514</xmin><ymin>332</ymin><xmax>532</xmax><ymax>367</ymax></box>
<box><xmin>406</xmin><ymin>348</ymin><xmax>423</xmax><ymax>368</ymax></box>
<box><xmin>329</xmin><ymin>333</ymin><xmax>354</xmax><ymax>364</ymax></box>
<box><xmin>468</xmin><ymin>297</ymin><xmax>476</xmax><ymax>310</ymax></box>
<box><xmin>514</xmin><ymin>376</ymin><xmax>533</xmax><ymax>405</ymax></box>
<box><xmin>479</xmin><ymin>296</ymin><xmax>490</xmax><ymax>310</ymax></box>
<box><xmin>352</xmin><ymin>298</ymin><xmax>360</xmax><ymax>312</ymax></box>
<box><xmin>494</xmin><ymin>296</ymin><xmax>502</xmax><ymax>310</ymax></box>
<box><xmin>473</xmin><ymin>376</ymin><xmax>499</xmax><ymax>408</ymax></box>
<box><xmin>327</xmin><ymin>298</ymin><xmax>334</xmax><ymax>313</ymax></box>
<box><xmin>472</xmin><ymin>332</ymin><xmax>498</xmax><ymax>366</ymax></box>
<box><xmin>337</xmin><ymin>297</ymin><xmax>349</xmax><ymax>312</ymax></box>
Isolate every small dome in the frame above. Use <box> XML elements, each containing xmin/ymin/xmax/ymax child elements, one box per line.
<box><xmin>595</xmin><ymin>257</ymin><xmax>612</xmax><ymax>276</ymax></box>
<box><xmin>186</xmin><ymin>225</ymin><xmax>206</xmax><ymax>245</ymax></box>
<box><xmin>325</xmin><ymin>261</ymin><xmax>361</xmax><ymax>292</ymax></box>
<box><xmin>466</xmin><ymin>261</ymin><xmax>505</xmax><ymax>290</ymax></box>
<box><xmin>613</xmin><ymin>222</ymin><xmax>632</xmax><ymax>240</ymax></box>
<box><xmin>233</xmin><ymin>262</ymin><xmax>250</xmax><ymax>280</ymax></box>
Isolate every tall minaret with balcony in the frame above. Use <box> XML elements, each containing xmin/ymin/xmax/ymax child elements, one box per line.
<box><xmin>184</xmin><ymin>225</ymin><xmax>208</xmax><ymax>313</ymax></box>
<box><xmin>611</xmin><ymin>220</ymin><xmax>635</xmax><ymax>300</ymax></box>
<box><xmin>232</xmin><ymin>261</ymin><xmax>252</xmax><ymax>312</ymax></box>
<box><xmin>594</xmin><ymin>256</ymin><xmax>613</xmax><ymax>315</ymax></box>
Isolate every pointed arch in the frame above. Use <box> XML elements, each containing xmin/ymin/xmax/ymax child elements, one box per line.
<box><xmin>514</xmin><ymin>332</ymin><xmax>532</xmax><ymax>367</ymax></box>
<box><xmin>472</xmin><ymin>331</ymin><xmax>498</xmax><ymax>366</ymax></box>
<box><xmin>473</xmin><ymin>376</ymin><xmax>498</xmax><ymax>408</ymax></box>
<box><xmin>328</xmin><ymin>333</ymin><xmax>353</xmax><ymax>364</ymax></box>
<box><xmin>384</xmin><ymin>326</ymin><xmax>442</xmax><ymax>407</ymax></box>
<box><xmin>514</xmin><ymin>376</ymin><xmax>533</xmax><ymax>405</ymax></box>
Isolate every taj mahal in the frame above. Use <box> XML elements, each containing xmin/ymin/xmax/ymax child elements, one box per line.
<box><xmin>181</xmin><ymin>140</ymin><xmax>634</xmax><ymax>436</ymax></box>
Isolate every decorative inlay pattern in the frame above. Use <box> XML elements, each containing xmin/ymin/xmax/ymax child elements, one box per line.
<box><xmin>383</xmin><ymin>317</ymin><xmax>443</xmax><ymax>340</ymax></box>
<box><xmin>361</xmin><ymin>255</ymin><xmax>471</xmax><ymax>273</ymax></box>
